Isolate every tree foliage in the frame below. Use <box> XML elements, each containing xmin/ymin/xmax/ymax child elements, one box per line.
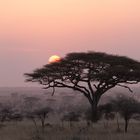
<box><xmin>99</xmin><ymin>94</ymin><xmax>140</xmax><ymax>132</ymax></box>
<box><xmin>111</xmin><ymin>95</ymin><xmax>140</xmax><ymax>133</ymax></box>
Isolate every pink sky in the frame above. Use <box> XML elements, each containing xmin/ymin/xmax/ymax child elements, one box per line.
<box><xmin>0</xmin><ymin>0</ymin><xmax>140</xmax><ymax>87</ymax></box>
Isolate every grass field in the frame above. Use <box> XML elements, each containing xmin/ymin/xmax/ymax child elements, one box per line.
<box><xmin>0</xmin><ymin>119</ymin><xmax>140</xmax><ymax>140</ymax></box>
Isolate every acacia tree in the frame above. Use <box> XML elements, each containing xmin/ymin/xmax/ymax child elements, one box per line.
<box><xmin>25</xmin><ymin>52</ymin><xmax>140</xmax><ymax>121</ymax></box>
<box><xmin>98</xmin><ymin>103</ymin><xmax>115</xmax><ymax>128</ymax></box>
<box><xmin>111</xmin><ymin>95</ymin><xmax>140</xmax><ymax>133</ymax></box>
<box><xmin>35</xmin><ymin>107</ymin><xmax>53</xmax><ymax>133</ymax></box>
<box><xmin>61</xmin><ymin>112</ymin><xmax>80</xmax><ymax>128</ymax></box>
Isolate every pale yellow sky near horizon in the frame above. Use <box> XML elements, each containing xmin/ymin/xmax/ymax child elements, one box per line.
<box><xmin>0</xmin><ymin>0</ymin><xmax>140</xmax><ymax>86</ymax></box>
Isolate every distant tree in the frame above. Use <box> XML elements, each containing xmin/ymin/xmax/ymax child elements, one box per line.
<box><xmin>61</xmin><ymin>112</ymin><xmax>80</xmax><ymax>128</ymax></box>
<box><xmin>25</xmin><ymin>110</ymin><xmax>39</xmax><ymax>134</ymax></box>
<box><xmin>111</xmin><ymin>95</ymin><xmax>140</xmax><ymax>133</ymax></box>
<box><xmin>35</xmin><ymin>107</ymin><xmax>53</xmax><ymax>133</ymax></box>
<box><xmin>24</xmin><ymin>97</ymin><xmax>53</xmax><ymax>133</ymax></box>
<box><xmin>0</xmin><ymin>102</ymin><xmax>14</xmax><ymax>123</ymax></box>
<box><xmin>0</xmin><ymin>99</ymin><xmax>24</xmax><ymax>125</ymax></box>
<box><xmin>98</xmin><ymin>103</ymin><xmax>115</xmax><ymax>128</ymax></box>
<box><xmin>23</xmin><ymin>96</ymin><xmax>40</xmax><ymax>111</ymax></box>
<box><xmin>25</xmin><ymin>52</ymin><xmax>140</xmax><ymax>121</ymax></box>
<box><xmin>23</xmin><ymin>96</ymin><xmax>41</xmax><ymax>133</ymax></box>
<box><xmin>0</xmin><ymin>108</ymin><xmax>12</xmax><ymax>122</ymax></box>
<box><xmin>8</xmin><ymin>108</ymin><xmax>23</xmax><ymax>123</ymax></box>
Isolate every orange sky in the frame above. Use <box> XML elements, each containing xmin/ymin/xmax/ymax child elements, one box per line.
<box><xmin>0</xmin><ymin>0</ymin><xmax>140</xmax><ymax>86</ymax></box>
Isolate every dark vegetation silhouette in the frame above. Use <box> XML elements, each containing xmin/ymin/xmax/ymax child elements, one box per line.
<box><xmin>25</xmin><ymin>52</ymin><xmax>140</xmax><ymax>121</ymax></box>
<box><xmin>0</xmin><ymin>91</ymin><xmax>140</xmax><ymax>139</ymax></box>
<box><xmin>35</xmin><ymin>107</ymin><xmax>53</xmax><ymax>133</ymax></box>
<box><xmin>98</xmin><ymin>103</ymin><xmax>115</xmax><ymax>128</ymax></box>
<box><xmin>1</xmin><ymin>51</ymin><xmax>139</xmax><ymax>139</ymax></box>
<box><xmin>99</xmin><ymin>94</ymin><xmax>140</xmax><ymax>133</ymax></box>
<box><xmin>111</xmin><ymin>95</ymin><xmax>140</xmax><ymax>133</ymax></box>
<box><xmin>22</xmin><ymin>96</ymin><xmax>53</xmax><ymax>134</ymax></box>
<box><xmin>61</xmin><ymin>111</ymin><xmax>81</xmax><ymax>128</ymax></box>
<box><xmin>0</xmin><ymin>104</ymin><xmax>13</xmax><ymax>122</ymax></box>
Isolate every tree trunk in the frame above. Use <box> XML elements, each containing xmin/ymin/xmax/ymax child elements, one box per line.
<box><xmin>91</xmin><ymin>103</ymin><xmax>98</xmax><ymax>122</ymax></box>
<box><xmin>31</xmin><ymin>118</ymin><xmax>39</xmax><ymax>134</ymax></box>
<box><xmin>41</xmin><ymin>118</ymin><xmax>45</xmax><ymax>133</ymax></box>
<box><xmin>124</xmin><ymin>118</ymin><xmax>129</xmax><ymax>133</ymax></box>
<box><xmin>116</xmin><ymin>113</ymin><xmax>120</xmax><ymax>132</ymax></box>
<box><xmin>87</xmin><ymin>92</ymin><xmax>101</xmax><ymax>122</ymax></box>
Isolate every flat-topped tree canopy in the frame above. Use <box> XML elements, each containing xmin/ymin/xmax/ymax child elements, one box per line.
<box><xmin>25</xmin><ymin>52</ymin><xmax>140</xmax><ymax>121</ymax></box>
<box><xmin>25</xmin><ymin>52</ymin><xmax>140</xmax><ymax>89</ymax></box>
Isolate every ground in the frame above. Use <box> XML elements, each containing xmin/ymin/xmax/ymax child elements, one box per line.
<box><xmin>0</xmin><ymin>119</ymin><xmax>140</xmax><ymax>140</ymax></box>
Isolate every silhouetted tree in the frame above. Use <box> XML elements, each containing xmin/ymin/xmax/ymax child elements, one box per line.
<box><xmin>35</xmin><ymin>107</ymin><xmax>53</xmax><ymax>133</ymax></box>
<box><xmin>0</xmin><ymin>103</ymin><xmax>14</xmax><ymax>123</ymax></box>
<box><xmin>23</xmin><ymin>96</ymin><xmax>41</xmax><ymax>134</ymax></box>
<box><xmin>23</xmin><ymin>96</ymin><xmax>40</xmax><ymax>111</ymax></box>
<box><xmin>25</xmin><ymin>111</ymin><xmax>39</xmax><ymax>134</ymax></box>
<box><xmin>111</xmin><ymin>95</ymin><xmax>140</xmax><ymax>133</ymax></box>
<box><xmin>98</xmin><ymin>103</ymin><xmax>115</xmax><ymax>128</ymax></box>
<box><xmin>0</xmin><ymin>108</ymin><xmax>12</xmax><ymax>122</ymax></box>
<box><xmin>25</xmin><ymin>52</ymin><xmax>140</xmax><ymax>121</ymax></box>
<box><xmin>23</xmin><ymin>96</ymin><xmax>53</xmax><ymax>133</ymax></box>
<box><xmin>61</xmin><ymin>112</ymin><xmax>80</xmax><ymax>128</ymax></box>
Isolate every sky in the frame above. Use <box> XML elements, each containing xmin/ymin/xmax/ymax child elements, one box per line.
<box><xmin>0</xmin><ymin>0</ymin><xmax>140</xmax><ymax>87</ymax></box>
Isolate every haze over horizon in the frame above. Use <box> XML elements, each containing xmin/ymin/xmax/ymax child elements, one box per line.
<box><xmin>0</xmin><ymin>0</ymin><xmax>140</xmax><ymax>87</ymax></box>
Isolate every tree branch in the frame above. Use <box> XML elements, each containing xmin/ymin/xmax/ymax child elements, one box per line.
<box><xmin>117</xmin><ymin>84</ymin><xmax>133</xmax><ymax>93</ymax></box>
<box><xmin>87</xmin><ymin>80</ymin><xmax>95</xmax><ymax>100</ymax></box>
<box><xmin>44</xmin><ymin>81</ymin><xmax>93</xmax><ymax>105</ymax></box>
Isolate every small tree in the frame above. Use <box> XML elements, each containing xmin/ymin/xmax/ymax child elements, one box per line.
<box><xmin>35</xmin><ymin>107</ymin><xmax>53</xmax><ymax>133</ymax></box>
<box><xmin>61</xmin><ymin>112</ymin><xmax>80</xmax><ymax>128</ymax></box>
<box><xmin>98</xmin><ymin>103</ymin><xmax>115</xmax><ymax>128</ymax></box>
<box><xmin>25</xmin><ymin>52</ymin><xmax>140</xmax><ymax>121</ymax></box>
<box><xmin>23</xmin><ymin>96</ymin><xmax>40</xmax><ymax>111</ymax></box>
<box><xmin>0</xmin><ymin>103</ymin><xmax>14</xmax><ymax>123</ymax></box>
<box><xmin>26</xmin><ymin>111</ymin><xmax>39</xmax><ymax>134</ymax></box>
<box><xmin>111</xmin><ymin>95</ymin><xmax>140</xmax><ymax>133</ymax></box>
<box><xmin>23</xmin><ymin>96</ymin><xmax>41</xmax><ymax>134</ymax></box>
<box><xmin>25</xmin><ymin>103</ymin><xmax>53</xmax><ymax>134</ymax></box>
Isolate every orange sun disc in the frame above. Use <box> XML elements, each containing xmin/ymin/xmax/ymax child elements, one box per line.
<box><xmin>49</xmin><ymin>55</ymin><xmax>61</xmax><ymax>63</ymax></box>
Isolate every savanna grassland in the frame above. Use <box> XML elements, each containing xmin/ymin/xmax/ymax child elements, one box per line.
<box><xmin>0</xmin><ymin>119</ymin><xmax>140</xmax><ymax>140</ymax></box>
<box><xmin>0</xmin><ymin>87</ymin><xmax>140</xmax><ymax>140</ymax></box>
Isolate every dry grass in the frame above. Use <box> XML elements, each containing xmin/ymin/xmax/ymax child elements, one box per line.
<box><xmin>0</xmin><ymin>120</ymin><xmax>140</xmax><ymax>140</ymax></box>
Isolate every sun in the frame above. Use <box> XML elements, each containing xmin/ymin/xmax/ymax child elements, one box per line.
<box><xmin>49</xmin><ymin>55</ymin><xmax>61</xmax><ymax>63</ymax></box>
